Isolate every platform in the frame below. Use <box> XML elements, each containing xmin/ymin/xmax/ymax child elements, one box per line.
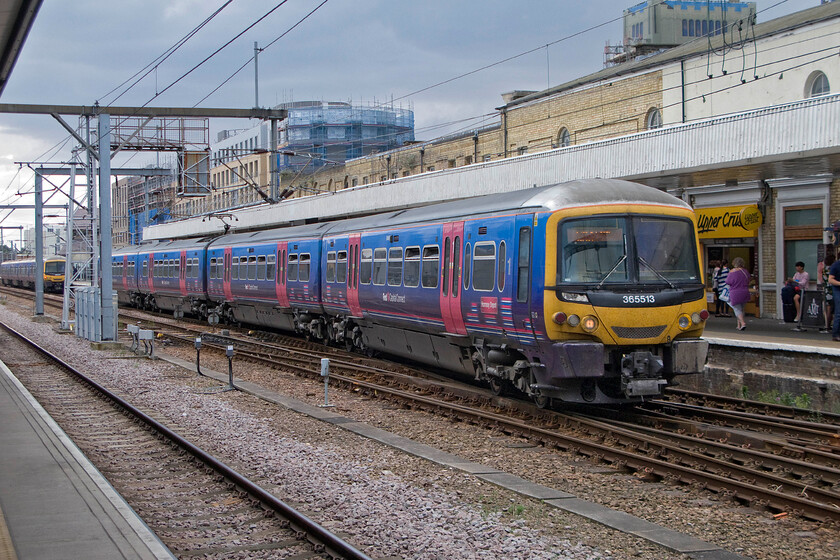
<box><xmin>0</xmin><ymin>359</ymin><xmax>174</xmax><ymax>560</ymax></box>
<box><xmin>703</xmin><ymin>313</ymin><xmax>840</xmax><ymax>355</ymax></box>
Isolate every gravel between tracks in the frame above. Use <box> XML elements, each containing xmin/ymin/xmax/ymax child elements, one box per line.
<box><xmin>1</xmin><ymin>302</ymin><xmax>838</xmax><ymax>559</ymax></box>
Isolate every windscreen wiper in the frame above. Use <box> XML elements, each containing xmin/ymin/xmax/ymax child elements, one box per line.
<box><xmin>638</xmin><ymin>255</ymin><xmax>676</xmax><ymax>289</ymax></box>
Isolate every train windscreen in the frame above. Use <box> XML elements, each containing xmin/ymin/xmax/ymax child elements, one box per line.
<box><xmin>45</xmin><ymin>261</ymin><xmax>65</xmax><ymax>275</ymax></box>
<box><xmin>559</xmin><ymin>216</ymin><xmax>700</xmax><ymax>285</ymax></box>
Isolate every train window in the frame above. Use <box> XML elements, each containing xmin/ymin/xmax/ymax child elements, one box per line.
<box><xmin>442</xmin><ymin>238</ymin><xmax>451</xmax><ymax>296</ymax></box>
<box><xmin>142</xmin><ymin>260</ymin><xmax>148</xmax><ymax>279</ymax></box>
<box><xmin>257</xmin><ymin>256</ymin><xmax>266</xmax><ymax>281</ymax></box>
<box><xmin>404</xmin><ymin>247</ymin><xmax>421</xmax><ymax>287</ymax></box>
<box><xmin>560</xmin><ymin>218</ymin><xmax>627</xmax><ymax>283</ymax></box>
<box><xmin>517</xmin><ymin>228</ymin><xmax>531</xmax><ymax>302</ymax></box>
<box><xmin>473</xmin><ymin>242</ymin><xmax>496</xmax><ymax>291</ymax></box>
<box><xmin>267</xmin><ymin>255</ymin><xmax>276</xmax><ymax>281</ymax></box>
<box><xmin>422</xmin><ymin>246</ymin><xmax>439</xmax><ymax>289</ymax></box>
<box><xmin>463</xmin><ymin>243</ymin><xmax>471</xmax><ymax>291</ymax></box>
<box><xmin>210</xmin><ymin>258</ymin><xmax>217</xmax><ymax>279</ymax></box>
<box><xmin>231</xmin><ymin>257</ymin><xmax>239</xmax><ymax>280</ymax></box>
<box><xmin>287</xmin><ymin>254</ymin><xmax>298</xmax><ymax>282</ymax></box>
<box><xmin>360</xmin><ymin>248</ymin><xmax>373</xmax><ymax>284</ymax></box>
<box><xmin>388</xmin><ymin>247</ymin><xmax>403</xmax><ymax>286</ymax></box>
<box><xmin>498</xmin><ymin>241</ymin><xmax>506</xmax><ymax>291</ymax></box>
<box><xmin>299</xmin><ymin>254</ymin><xmax>311</xmax><ymax>282</ymax></box>
<box><xmin>326</xmin><ymin>251</ymin><xmax>336</xmax><ymax>283</ymax></box>
<box><xmin>452</xmin><ymin>237</ymin><xmax>461</xmax><ymax>298</ymax></box>
<box><xmin>337</xmin><ymin>250</ymin><xmax>347</xmax><ymax>284</ymax></box>
<box><xmin>372</xmin><ymin>248</ymin><xmax>387</xmax><ymax>286</ymax></box>
<box><xmin>247</xmin><ymin>256</ymin><xmax>257</xmax><ymax>281</ymax></box>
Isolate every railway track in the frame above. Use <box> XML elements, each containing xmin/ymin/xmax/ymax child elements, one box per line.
<box><xmin>0</xmin><ymin>320</ymin><xmax>372</xmax><ymax>560</ymax></box>
<box><xmin>6</xmin><ymin>284</ymin><xmax>840</xmax><ymax>522</ymax></box>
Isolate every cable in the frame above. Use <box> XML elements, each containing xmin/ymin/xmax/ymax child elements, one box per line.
<box><xmin>194</xmin><ymin>0</ymin><xmax>330</xmax><ymax>107</ymax></box>
<box><xmin>99</xmin><ymin>1</ymin><xmax>234</xmax><ymax>107</ymax></box>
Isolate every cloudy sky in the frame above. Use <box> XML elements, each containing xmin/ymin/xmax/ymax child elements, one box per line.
<box><xmin>0</xmin><ymin>0</ymin><xmax>821</xmax><ymax>232</ymax></box>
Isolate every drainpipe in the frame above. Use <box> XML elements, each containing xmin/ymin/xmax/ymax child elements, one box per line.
<box><xmin>501</xmin><ymin>107</ymin><xmax>509</xmax><ymax>158</ymax></box>
<box><xmin>681</xmin><ymin>60</ymin><xmax>686</xmax><ymax>123</ymax></box>
<box><xmin>473</xmin><ymin>132</ymin><xmax>479</xmax><ymax>163</ymax></box>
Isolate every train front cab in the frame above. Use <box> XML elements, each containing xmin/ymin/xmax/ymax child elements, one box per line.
<box><xmin>535</xmin><ymin>204</ymin><xmax>710</xmax><ymax>404</ymax></box>
<box><xmin>43</xmin><ymin>257</ymin><xmax>66</xmax><ymax>292</ymax></box>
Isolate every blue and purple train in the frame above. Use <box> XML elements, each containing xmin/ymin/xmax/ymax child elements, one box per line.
<box><xmin>113</xmin><ymin>179</ymin><xmax>710</xmax><ymax>406</ymax></box>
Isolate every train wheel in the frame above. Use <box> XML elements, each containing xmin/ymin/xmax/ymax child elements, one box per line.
<box><xmin>533</xmin><ymin>394</ymin><xmax>552</xmax><ymax>409</ymax></box>
<box><xmin>488</xmin><ymin>377</ymin><xmax>505</xmax><ymax>396</ymax></box>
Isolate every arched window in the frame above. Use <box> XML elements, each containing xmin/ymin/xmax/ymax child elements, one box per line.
<box><xmin>645</xmin><ymin>107</ymin><xmax>663</xmax><ymax>130</ymax></box>
<box><xmin>557</xmin><ymin>127</ymin><xmax>571</xmax><ymax>147</ymax></box>
<box><xmin>806</xmin><ymin>71</ymin><xmax>830</xmax><ymax>98</ymax></box>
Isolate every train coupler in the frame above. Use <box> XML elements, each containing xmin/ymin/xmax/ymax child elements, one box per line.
<box><xmin>621</xmin><ymin>351</ymin><xmax>666</xmax><ymax>397</ymax></box>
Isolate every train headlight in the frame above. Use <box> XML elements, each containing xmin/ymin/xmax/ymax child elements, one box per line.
<box><xmin>562</xmin><ymin>292</ymin><xmax>589</xmax><ymax>303</ymax></box>
<box><xmin>552</xmin><ymin>312</ymin><xmax>567</xmax><ymax>325</ymax></box>
<box><xmin>581</xmin><ymin>315</ymin><xmax>599</xmax><ymax>332</ymax></box>
<box><xmin>678</xmin><ymin>314</ymin><xmax>691</xmax><ymax>330</ymax></box>
<box><xmin>567</xmin><ymin>314</ymin><xmax>581</xmax><ymax>327</ymax></box>
<box><xmin>691</xmin><ymin>310</ymin><xmax>709</xmax><ymax>325</ymax></box>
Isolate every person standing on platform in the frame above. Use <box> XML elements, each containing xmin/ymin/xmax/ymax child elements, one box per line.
<box><xmin>725</xmin><ymin>257</ymin><xmax>750</xmax><ymax>331</ymax></box>
<box><xmin>822</xmin><ymin>253</ymin><xmax>836</xmax><ymax>333</ymax></box>
<box><xmin>790</xmin><ymin>261</ymin><xmax>810</xmax><ymax>322</ymax></box>
<box><xmin>829</xmin><ymin>250</ymin><xmax>840</xmax><ymax>342</ymax></box>
<box><xmin>715</xmin><ymin>260</ymin><xmax>730</xmax><ymax>317</ymax></box>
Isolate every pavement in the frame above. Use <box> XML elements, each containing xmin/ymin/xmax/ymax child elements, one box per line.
<box><xmin>702</xmin><ymin>313</ymin><xmax>840</xmax><ymax>356</ymax></box>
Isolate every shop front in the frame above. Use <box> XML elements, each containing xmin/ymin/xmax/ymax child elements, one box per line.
<box><xmin>697</xmin><ymin>205</ymin><xmax>763</xmax><ymax>316</ymax></box>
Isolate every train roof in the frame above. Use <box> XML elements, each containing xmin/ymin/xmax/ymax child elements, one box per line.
<box><xmin>119</xmin><ymin>179</ymin><xmax>690</xmax><ymax>251</ymax></box>
<box><xmin>322</xmin><ymin>178</ymin><xmax>691</xmax><ymax>235</ymax></box>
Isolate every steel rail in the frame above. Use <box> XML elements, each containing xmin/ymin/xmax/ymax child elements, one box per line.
<box><xmin>641</xmin><ymin>401</ymin><xmax>840</xmax><ymax>448</ymax></box>
<box><xmin>664</xmin><ymin>388</ymin><xmax>840</xmax><ymax>426</ymax></box>
<box><xmin>0</xmin><ymin>320</ymin><xmax>373</xmax><ymax>560</ymax></box>
<box><xmin>178</xmin><ymin>331</ymin><xmax>840</xmax><ymax>522</ymax></box>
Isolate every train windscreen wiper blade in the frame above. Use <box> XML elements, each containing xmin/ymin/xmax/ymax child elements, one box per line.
<box><xmin>596</xmin><ymin>255</ymin><xmax>626</xmax><ymax>289</ymax></box>
<box><xmin>637</xmin><ymin>255</ymin><xmax>676</xmax><ymax>289</ymax></box>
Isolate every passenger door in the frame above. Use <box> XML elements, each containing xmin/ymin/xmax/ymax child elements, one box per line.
<box><xmin>223</xmin><ymin>247</ymin><xmax>233</xmax><ymax>301</ymax></box>
<box><xmin>275</xmin><ymin>241</ymin><xmax>289</xmax><ymax>308</ymax></box>
<box><xmin>511</xmin><ymin>214</ymin><xmax>538</xmax><ymax>346</ymax></box>
<box><xmin>347</xmin><ymin>234</ymin><xmax>363</xmax><ymax>317</ymax></box>
<box><xmin>440</xmin><ymin>221</ymin><xmax>467</xmax><ymax>335</ymax></box>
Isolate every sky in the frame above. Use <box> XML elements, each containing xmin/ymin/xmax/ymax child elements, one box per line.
<box><xmin>0</xmin><ymin>0</ymin><xmax>823</xmax><ymax>235</ymax></box>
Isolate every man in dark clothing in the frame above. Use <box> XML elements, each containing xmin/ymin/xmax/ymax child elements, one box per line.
<box><xmin>828</xmin><ymin>252</ymin><xmax>840</xmax><ymax>341</ymax></box>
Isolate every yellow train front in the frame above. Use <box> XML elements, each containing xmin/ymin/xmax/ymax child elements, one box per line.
<box><xmin>526</xmin><ymin>182</ymin><xmax>709</xmax><ymax>405</ymax></box>
<box><xmin>0</xmin><ymin>256</ymin><xmax>65</xmax><ymax>292</ymax></box>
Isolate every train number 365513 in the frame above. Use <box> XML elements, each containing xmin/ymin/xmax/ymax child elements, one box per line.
<box><xmin>622</xmin><ymin>294</ymin><xmax>656</xmax><ymax>304</ymax></box>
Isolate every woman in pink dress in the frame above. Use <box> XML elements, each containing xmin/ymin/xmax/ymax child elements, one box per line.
<box><xmin>725</xmin><ymin>257</ymin><xmax>751</xmax><ymax>331</ymax></box>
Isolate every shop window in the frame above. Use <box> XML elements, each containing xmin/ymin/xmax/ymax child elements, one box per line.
<box><xmin>784</xmin><ymin>205</ymin><xmax>822</xmax><ymax>281</ymax></box>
